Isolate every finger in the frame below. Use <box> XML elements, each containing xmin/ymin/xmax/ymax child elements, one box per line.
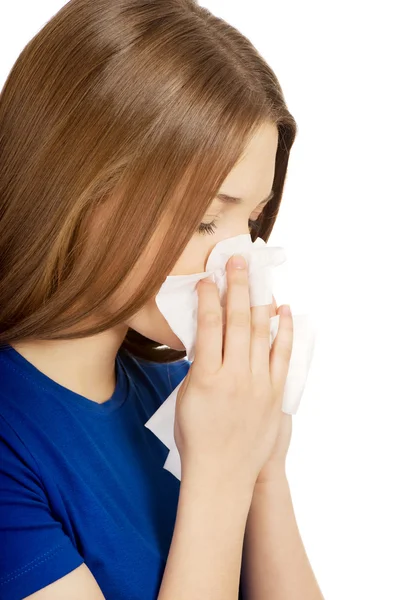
<box><xmin>269</xmin><ymin>305</ymin><xmax>294</xmax><ymax>391</ymax></box>
<box><xmin>193</xmin><ymin>277</ymin><xmax>223</xmax><ymax>374</ymax></box>
<box><xmin>223</xmin><ymin>255</ymin><xmax>251</xmax><ymax>372</ymax></box>
<box><xmin>249</xmin><ymin>304</ymin><xmax>271</xmax><ymax>375</ymax></box>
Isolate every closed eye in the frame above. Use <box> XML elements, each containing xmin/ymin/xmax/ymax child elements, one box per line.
<box><xmin>197</xmin><ymin>199</ymin><xmax>269</xmax><ymax>236</ymax></box>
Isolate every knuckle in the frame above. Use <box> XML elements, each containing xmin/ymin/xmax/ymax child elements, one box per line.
<box><xmin>230</xmin><ymin>375</ymin><xmax>251</xmax><ymax>397</ymax></box>
<box><xmin>191</xmin><ymin>372</ymin><xmax>216</xmax><ymax>392</ymax></box>
<box><xmin>198</xmin><ymin>310</ymin><xmax>222</xmax><ymax>328</ymax></box>
<box><xmin>235</xmin><ymin>271</ymin><xmax>249</xmax><ymax>284</ymax></box>
<box><xmin>229</xmin><ymin>269</ymin><xmax>248</xmax><ymax>284</ymax></box>
<box><xmin>251</xmin><ymin>320</ymin><xmax>270</xmax><ymax>339</ymax></box>
<box><xmin>225</xmin><ymin>377</ymin><xmax>241</xmax><ymax>396</ymax></box>
<box><xmin>227</xmin><ymin>309</ymin><xmax>250</xmax><ymax>328</ymax></box>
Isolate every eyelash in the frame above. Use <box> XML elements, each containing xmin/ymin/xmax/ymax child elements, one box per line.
<box><xmin>197</xmin><ymin>217</ymin><xmax>260</xmax><ymax>236</ymax></box>
<box><xmin>197</xmin><ymin>220</ymin><xmax>218</xmax><ymax>235</ymax></box>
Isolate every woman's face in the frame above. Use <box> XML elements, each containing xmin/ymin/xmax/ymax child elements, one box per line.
<box><xmin>122</xmin><ymin>122</ymin><xmax>279</xmax><ymax>350</ymax></box>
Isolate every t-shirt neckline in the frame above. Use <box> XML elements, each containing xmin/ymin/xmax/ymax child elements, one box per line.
<box><xmin>0</xmin><ymin>343</ymin><xmax>130</xmax><ymax>415</ymax></box>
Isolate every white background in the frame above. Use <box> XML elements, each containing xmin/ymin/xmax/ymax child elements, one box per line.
<box><xmin>1</xmin><ymin>1</ymin><xmax>399</xmax><ymax>598</ymax></box>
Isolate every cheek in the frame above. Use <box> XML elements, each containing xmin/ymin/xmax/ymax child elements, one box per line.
<box><xmin>110</xmin><ymin>234</ymin><xmax>217</xmax><ymax>348</ymax></box>
<box><xmin>169</xmin><ymin>235</ymin><xmax>219</xmax><ymax>275</ymax></box>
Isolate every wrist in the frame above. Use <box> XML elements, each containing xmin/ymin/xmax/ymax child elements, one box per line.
<box><xmin>254</xmin><ymin>472</ymin><xmax>289</xmax><ymax>496</ymax></box>
<box><xmin>256</xmin><ymin>462</ymin><xmax>288</xmax><ymax>487</ymax></box>
<box><xmin>180</xmin><ymin>470</ymin><xmax>254</xmax><ymax>509</ymax></box>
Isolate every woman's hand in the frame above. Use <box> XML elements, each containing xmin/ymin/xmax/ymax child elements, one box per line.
<box><xmin>174</xmin><ymin>256</ymin><xmax>294</xmax><ymax>493</ymax></box>
<box><xmin>254</xmin><ymin>296</ymin><xmax>293</xmax><ymax>485</ymax></box>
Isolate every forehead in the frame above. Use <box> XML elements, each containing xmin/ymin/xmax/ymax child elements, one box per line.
<box><xmin>217</xmin><ymin>122</ymin><xmax>279</xmax><ymax>202</ymax></box>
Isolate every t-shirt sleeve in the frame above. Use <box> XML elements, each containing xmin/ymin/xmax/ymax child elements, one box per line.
<box><xmin>0</xmin><ymin>413</ymin><xmax>84</xmax><ymax>600</ymax></box>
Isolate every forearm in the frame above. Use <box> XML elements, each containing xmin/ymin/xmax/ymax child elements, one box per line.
<box><xmin>158</xmin><ymin>475</ymin><xmax>253</xmax><ymax>600</ymax></box>
<box><xmin>241</xmin><ymin>475</ymin><xmax>324</xmax><ymax>600</ymax></box>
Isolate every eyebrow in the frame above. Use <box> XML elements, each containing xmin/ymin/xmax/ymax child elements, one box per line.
<box><xmin>216</xmin><ymin>190</ymin><xmax>275</xmax><ymax>205</ymax></box>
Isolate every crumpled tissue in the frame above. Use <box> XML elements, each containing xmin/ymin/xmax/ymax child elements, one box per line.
<box><xmin>144</xmin><ymin>233</ymin><xmax>316</xmax><ymax>481</ymax></box>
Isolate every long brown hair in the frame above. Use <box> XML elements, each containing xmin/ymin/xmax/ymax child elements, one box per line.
<box><xmin>0</xmin><ymin>0</ymin><xmax>297</xmax><ymax>364</ymax></box>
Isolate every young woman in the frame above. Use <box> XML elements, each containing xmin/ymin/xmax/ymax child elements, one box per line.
<box><xmin>0</xmin><ymin>1</ymin><xmax>324</xmax><ymax>598</ymax></box>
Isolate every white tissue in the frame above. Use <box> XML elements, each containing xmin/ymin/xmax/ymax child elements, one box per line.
<box><xmin>144</xmin><ymin>233</ymin><xmax>316</xmax><ymax>481</ymax></box>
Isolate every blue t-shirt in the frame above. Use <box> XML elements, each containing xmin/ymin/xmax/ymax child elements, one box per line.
<box><xmin>0</xmin><ymin>343</ymin><xmax>191</xmax><ymax>600</ymax></box>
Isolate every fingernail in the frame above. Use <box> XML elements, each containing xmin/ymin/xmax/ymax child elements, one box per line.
<box><xmin>281</xmin><ymin>304</ymin><xmax>291</xmax><ymax>315</ymax></box>
<box><xmin>231</xmin><ymin>254</ymin><xmax>247</xmax><ymax>269</ymax></box>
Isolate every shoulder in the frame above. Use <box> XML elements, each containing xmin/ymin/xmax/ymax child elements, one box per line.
<box><xmin>0</xmin><ymin>410</ymin><xmax>42</xmax><ymax>483</ymax></box>
<box><xmin>0</xmin><ymin>413</ymin><xmax>85</xmax><ymax>599</ymax></box>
